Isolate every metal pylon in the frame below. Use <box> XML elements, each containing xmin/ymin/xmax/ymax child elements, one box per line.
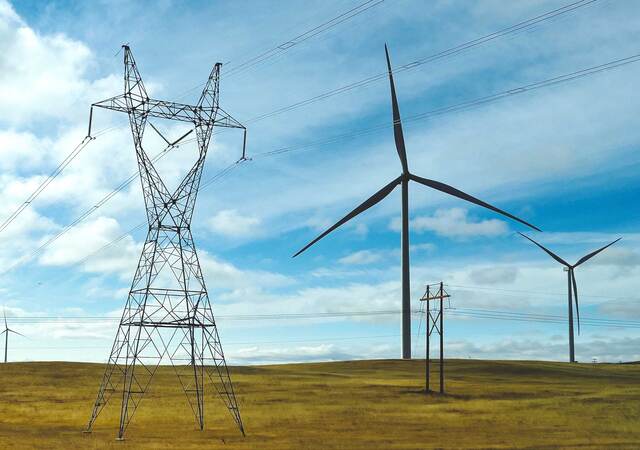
<box><xmin>85</xmin><ymin>46</ymin><xmax>246</xmax><ymax>440</ymax></box>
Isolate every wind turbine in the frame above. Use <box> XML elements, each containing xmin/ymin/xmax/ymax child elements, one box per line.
<box><xmin>1</xmin><ymin>308</ymin><xmax>25</xmax><ymax>363</ymax></box>
<box><xmin>519</xmin><ymin>232</ymin><xmax>621</xmax><ymax>363</ymax></box>
<box><xmin>293</xmin><ymin>44</ymin><xmax>540</xmax><ymax>359</ymax></box>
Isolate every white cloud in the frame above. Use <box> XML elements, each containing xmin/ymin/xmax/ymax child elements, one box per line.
<box><xmin>0</xmin><ymin>1</ymin><xmax>93</xmax><ymax>126</ymax></box>
<box><xmin>0</xmin><ymin>130</ymin><xmax>49</xmax><ymax>170</ymax></box>
<box><xmin>208</xmin><ymin>209</ymin><xmax>261</xmax><ymax>238</ymax></box>
<box><xmin>338</xmin><ymin>250</ymin><xmax>382</xmax><ymax>265</ymax></box>
<box><xmin>200</xmin><ymin>251</ymin><xmax>294</xmax><ymax>294</ymax></box>
<box><xmin>468</xmin><ymin>266</ymin><xmax>519</xmax><ymax>285</ymax></box>
<box><xmin>445</xmin><ymin>336</ymin><xmax>640</xmax><ymax>363</ymax></box>
<box><xmin>391</xmin><ymin>208</ymin><xmax>509</xmax><ymax>238</ymax></box>
<box><xmin>38</xmin><ymin>216</ymin><xmax>136</xmax><ymax>269</ymax></box>
<box><xmin>230</xmin><ymin>344</ymin><xmax>354</xmax><ymax>364</ymax></box>
<box><xmin>410</xmin><ymin>243</ymin><xmax>436</xmax><ymax>253</ymax></box>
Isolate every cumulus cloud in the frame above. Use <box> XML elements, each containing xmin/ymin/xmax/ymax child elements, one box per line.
<box><xmin>391</xmin><ymin>208</ymin><xmax>509</xmax><ymax>238</ymax></box>
<box><xmin>200</xmin><ymin>251</ymin><xmax>294</xmax><ymax>294</ymax></box>
<box><xmin>410</xmin><ymin>243</ymin><xmax>436</xmax><ymax>253</ymax></box>
<box><xmin>0</xmin><ymin>130</ymin><xmax>49</xmax><ymax>171</ymax></box>
<box><xmin>446</xmin><ymin>336</ymin><xmax>640</xmax><ymax>363</ymax></box>
<box><xmin>468</xmin><ymin>266</ymin><xmax>519</xmax><ymax>285</ymax></box>
<box><xmin>230</xmin><ymin>344</ymin><xmax>354</xmax><ymax>364</ymax></box>
<box><xmin>338</xmin><ymin>250</ymin><xmax>382</xmax><ymax>265</ymax></box>
<box><xmin>598</xmin><ymin>299</ymin><xmax>640</xmax><ymax>319</ymax></box>
<box><xmin>38</xmin><ymin>216</ymin><xmax>138</xmax><ymax>271</ymax></box>
<box><xmin>0</xmin><ymin>1</ymin><xmax>93</xmax><ymax>126</ymax></box>
<box><xmin>587</xmin><ymin>247</ymin><xmax>640</xmax><ymax>268</ymax></box>
<box><xmin>208</xmin><ymin>209</ymin><xmax>261</xmax><ymax>237</ymax></box>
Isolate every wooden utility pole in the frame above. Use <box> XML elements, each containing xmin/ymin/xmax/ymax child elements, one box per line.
<box><xmin>420</xmin><ymin>282</ymin><xmax>450</xmax><ymax>394</ymax></box>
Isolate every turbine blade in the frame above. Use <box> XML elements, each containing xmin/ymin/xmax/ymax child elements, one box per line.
<box><xmin>8</xmin><ymin>329</ymin><xmax>25</xmax><ymax>338</ymax></box>
<box><xmin>518</xmin><ymin>232</ymin><xmax>570</xmax><ymax>267</ymax></box>
<box><xmin>571</xmin><ymin>270</ymin><xmax>580</xmax><ymax>336</ymax></box>
<box><xmin>574</xmin><ymin>237</ymin><xmax>622</xmax><ymax>267</ymax></box>
<box><xmin>293</xmin><ymin>176</ymin><xmax>402</xmax><ymax>257</ymax></box>
<box><xmin>408</xmin><ymin>174</ymin><xmax>541</xmax><ymax>231</ymax></box>
<box><xmin>3</xmin><ymin>307</ymin><xmax>6</xmax><ymax>329</ymax></box>
<box><xmin>384</xmin><ymin>44</ymin><xmax>409</xmax><ymax>175</ymax></box>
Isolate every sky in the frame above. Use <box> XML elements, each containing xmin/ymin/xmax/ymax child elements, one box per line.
<box><xmin>1</xmin><ymin>0</ymin><xmax>639</xmax><ymax>365</ymax></box>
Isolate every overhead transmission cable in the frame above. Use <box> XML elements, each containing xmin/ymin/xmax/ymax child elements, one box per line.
<box><xmin>448</xmin><ymin>283</ymin><xmax>640</xmax><ymax>302</ymax></box>
<box><xmin>243</xmin><ymin>0</ymin><xmax>600</xmax><ymax>124</ymax></box>
<box><xmin>252</xmin><ymin>51</ymin><xmax>640</xmax><ymax>159</ymax></box>
<box><xmin>176</xmin><ymin>0</ymin><xmax>386</xmax><ymax>100</ymax></box>
<box><xmin>0</xmin><ymin>0</ymin><xmax>386</xmax><ymax>240</ymax></box>
<box><xmin>0</xmin><ymin>125</ymin><xmax>120</xmax><ymax>236</ymax></box>
<box><xmin>7</xmin><ymin>49</ymin><xmax>638</xmax><ymax>278</ymax></box>
<box><xmin>0</xmin><ymin>0</ymin><xmax>600</xmax><ymax>255</ymax></box>
<box><xmin>0</xmin><ymin>0</ymin><xmax>598</xmax><ymax>242</ymax></box>
<box><xmin>223</xmin><ymin>0</ymin><xmax>385</xmax><ymax>78</ymax></box>
<box><xmin>6</xmin><ymin>307</ymin><xmax>640</xmax><ymax>329</ymax></box>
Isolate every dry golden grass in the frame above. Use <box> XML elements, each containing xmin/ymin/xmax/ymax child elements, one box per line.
<box><xmin>0</xmin><ymin>359</ymin><xmax>639</xmax><ymax>449</ymax></box>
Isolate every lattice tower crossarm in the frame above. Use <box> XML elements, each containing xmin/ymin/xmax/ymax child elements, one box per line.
<box><xmin>84</xmin><ymin>45</ymin><xmax>246</xmax><ymax>440</ymax></box>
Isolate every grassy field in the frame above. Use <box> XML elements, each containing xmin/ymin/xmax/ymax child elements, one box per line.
<box><xmin>0</xmin><ymin>359</ymin><xmax>639</xmax><ymax>449</ymax></box>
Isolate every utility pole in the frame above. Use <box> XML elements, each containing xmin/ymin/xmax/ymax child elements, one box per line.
<box><xmin>420</xmin><ymin>282</ymin><xmax>450</xmax><ymax>394</ymax></box>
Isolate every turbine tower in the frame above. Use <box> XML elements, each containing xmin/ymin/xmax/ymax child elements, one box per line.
<box><xmin>84</xmin><ymin>46</ymin><xmax>246</xmax><ymax>440</ymax></box>
<box><xmin>519</xmin><ymin>232</ymin><xmax>621</xmax><ymax>363</ymax></box>
<box><xmin>2</xmin><ymin>308</ymin><xmax>25</xmax><ymax>363</ymax></box>
<box><xmin>293</xmin><ymin>44</ymin><xmax>539</xmax><ymax>359</ymax></box>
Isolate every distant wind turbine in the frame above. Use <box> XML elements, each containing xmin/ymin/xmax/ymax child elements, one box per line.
<box><xmin>519</xmin><ymin>232</ymin><xmax>621</xmax><ymax>363</ymax></box>
<box><xmin>1</xmin><ymin>308</ymin><xmax>25</xmax><ymax>363</ymax></box>
<box><xmin>293</xmin><ymin>44</ymin><xmax>540</xmax><ymax>359</ymax></box>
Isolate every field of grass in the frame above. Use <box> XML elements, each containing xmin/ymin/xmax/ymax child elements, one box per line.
<box><xmin>0</xmin><ymin>359</ymin><xmax>639</xmax><ymax>449</ymax></box>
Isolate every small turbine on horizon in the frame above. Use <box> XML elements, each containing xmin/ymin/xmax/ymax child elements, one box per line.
<box><xmin>1</xmin><ymin>308</ymin><xmax>25</xmax><ymax>363</ymax></box>
<box><xmin>519</xmin><ymin>232</ymin><xmax>621</xmax><ymax>363</ymax></box>
<box><xmin>293</xmin><ymin>44</ymin><xmax>540</xmax><ymax>360</ymax></box>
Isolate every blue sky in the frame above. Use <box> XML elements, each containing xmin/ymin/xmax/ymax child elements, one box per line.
<box><xmin>1</xmin><ymin>0</ymin><xmax>639</xmax><ymax>364</ymax></box>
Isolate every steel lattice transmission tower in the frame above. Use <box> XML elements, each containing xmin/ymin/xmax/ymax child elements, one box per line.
<box><xmin>84</xmin><ymin>46</ymin><xmax>246</xmax><ymax>440</ymax></box>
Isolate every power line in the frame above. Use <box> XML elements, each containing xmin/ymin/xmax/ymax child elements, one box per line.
<box><xmin>447</xmin><ymin>310</ymin><xmax>640</xmax><ymax>330</ymax></box>
<box><xmin>244</xmin><ymin>0</ymin><xmax>600</xmax><ymax>124</ymax></box>
<box><xmin>224</xmin><ymin>0</ymin><xmax>385</xmax><ymax>79</ymax></box>
<box><xmin>0</xmin><ymin>0</ymin><xmax>383</xmax><ymax>246</ymax></box>
<box><xmin>448</xmin><ymin>284</ymin><xmax>640</xmax><ymax>302</ymax></box>
<box><xmin>0</xmin><ymin>150</ymin><xmax>244</xmax><ymax>276</ymax></box>
<box><xmin>7</xmin><ymin>307</ymin><xmax>640</xmax><ymax>327</ymax></box>
<box><xmin>8</xmin><ymin>48</ymin><xmax>637</xmax><ymax>278</ymax></box>
<box><xmin>0</xmin><ymin>1</ymin><xmax>610</xmax><ymax>275</ymax></box>
<box><xmin>0</xmin><ymin>0</ymin><xmax>385</xmax><ymax>247</ymax></box>
<box><xmin>253</xmin><ymin>51</ymin><xmax>640</xmax><ymax>159</ymax></box>
<box><xmin>176</xmin><ymin>0</ymin><xmax>386</xmax><ymax>100</ymax></box>
<box><xmin>0</xmin><ymin>125</ymin><xmax>121</xmax><ymax>236</ymax></box>
<box><xmin>13</xmin><ymin>333</ymin><xmax>403</xmax><ymax>351</ymax></box>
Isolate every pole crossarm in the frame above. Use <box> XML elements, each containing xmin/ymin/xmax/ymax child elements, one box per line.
<box><xmin>420</xmin><ymin>285</ymin><xmax>450</xmax><ymax>302</ymax></box>
<box><xmin>92</xmin><ymin>97</ymin><xmax>245</xmax><ymax>129</ymax></box>
<box><xmin>85</xmin><ymin>45</ymin><xmax>245</xmax><ymax>440</ymax></box>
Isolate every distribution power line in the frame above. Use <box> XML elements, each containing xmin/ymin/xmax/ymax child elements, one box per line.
<box><xmin>6</xmin><ymin>307</ymin><xmax>640</xmax><ymax>328</ymax></box>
